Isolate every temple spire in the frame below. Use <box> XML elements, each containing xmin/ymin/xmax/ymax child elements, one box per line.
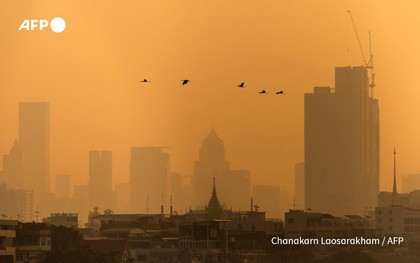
<box><xmin>393</xmin><ymin>147</ymin><xmax>397</xmax><ymax>194</ymax></box>
<box><xmin>213</xmin><ymin>176</ymin><xmax>216</xmax><ymax>194</ymax></box>
<box><xmin>392</xmin><ymin>147</ymin><xmax>398</xmax><ymax>206</ymax></box>
<box><xmin>208</xmin><ymin>176</ymin><xmax>222</xmax><ymax>210</ymax></box>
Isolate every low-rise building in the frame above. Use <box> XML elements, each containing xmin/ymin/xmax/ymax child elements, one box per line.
<box><xmin>47</xmin><ymin>213</ymin><xmax>78</xmax><ymax>228</ymax></box>
<box><xmin>15</xmin><ymin>223</ymin><xmax>51</xmax><ymax>263</ymax></box>
<box><xmin>0</xmin><ymin>220</ymin><xmax>18</xmax><ymax>263</ymax></box>
<box><xmin>376</xmin><ymin>205</ymin><xmax>420</xmax><ymax>238</ymax></box>
<box><xmin>284</xmin><ymin>209</ymin><xmax>375</xmax><ymax>239</ymax></box>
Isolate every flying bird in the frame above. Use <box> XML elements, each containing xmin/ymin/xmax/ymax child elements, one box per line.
<box><xmin>258</xmin><ymin>90</ymin><xmax>267</xmax><ymax>94</ymax></box>
<box><xmin>140</xmin><ymin>79</ymin><xmax>151</xmax><ymax>83</ymax></box>
<box><xmin>275</xmin><ymin>91</ymin><xmax>285</xmax><ymax>94</ymax></box>
<box><xmin>237</xmin><ymin>82</ymin><xmax>245</xmax><ymax>88</ymax></box>
<box><xmin>181</xmin><ymin>79</ymin><xmax>191</xmax><ymax>85</ymax></box>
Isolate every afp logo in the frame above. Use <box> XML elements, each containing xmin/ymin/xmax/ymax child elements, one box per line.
<box><xmin>18</xmin><ymin>17</ymin><xmax>66</xmax><ymax>33</ymax></box>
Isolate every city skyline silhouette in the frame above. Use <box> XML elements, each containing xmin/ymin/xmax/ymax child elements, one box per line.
<box><xmin>2</xmin><ymin>2</ymin><xmax>420</xmax><ymax>262</ymax></box>
<box><xmin>2</xmin><ymin>2</ymin><xmax>418</xmax><ymax>197</ymax></box>
<box><xmin>1</xmin><ymin>1</ymin><xmax>420</xmax><ymax>219</ymax></box>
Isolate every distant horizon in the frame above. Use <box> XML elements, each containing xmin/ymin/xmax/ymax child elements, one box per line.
<box><xmin>1</xmin><ymin>0</ymin><xmax>419</xmax><ymax>197</ymax></box>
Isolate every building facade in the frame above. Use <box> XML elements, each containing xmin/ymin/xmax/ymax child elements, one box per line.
<box><xmin>193</xmin><ymin>129</ymin><xmax>251</xmax><ymax>210</ymax></box>
<box><xmin>18</xmin><ymin>102</ymin><xmax>50</xmax><ymax>212</ymax></box>
<box><xmin>129</xmin><ymin>147</ymin><xmax>170</xmax><ymax>213</ymax></box>
<box><xmin>89</xmin><ymin>150</ymin><xmax>116</xmax><ymax>212</ymax></box>
<box><xmin>2</xmin><ymin>140</ymin><xmax>24</xmax><ymax>190</ymax></box>
<box><xmin>304</xmin><ymin>66</ymin><xmax>379</xmax><ymax>215</ymax></box>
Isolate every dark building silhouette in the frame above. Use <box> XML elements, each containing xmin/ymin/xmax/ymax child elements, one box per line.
<box><xmin>18</xmin><ymin>102</ymin><xmax>50</xmax><ymax>209</ymax></box>
<box><xmin>378</xmin><ymin>149</ymin><xmax>411</xmax><ymax>208</ymax></box>
<box><xmin>207</xmin><ymin>177</ymin><xmax>224</xmax><ymax>219</ymax></box>
<box><xmin>129</xmin><ymin>147</ymin><xmax>169</xmax><ymax>213</ymax></box>
<box><xmin>2</xmin><ymin>139</ymin><xmax>24</xmax><ymax>190</ymax></box>
<box><xmin>193</xmin><ymin>128</ymin><xmax>230</xmax><ymax>207</ymax></box>
<box><xmin>193</xmin><ymin>128</ymin><xmax>250</xmax><ymax>210</ymax></box>
<box><xmin>89</xmin><ymin>151</ymin><xmax>117</xmax><ymax>212</ymax></box>
<box><xmin>304</xmin><ymin>66</ymin><xmax>379</xmax><ymax>215</ymax></box>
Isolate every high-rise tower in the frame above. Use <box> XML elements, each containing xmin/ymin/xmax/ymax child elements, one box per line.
<box><xmin>129</xmin><ymin>147</ymin><xmax>169</xmax><ymax>213</ymax></box>
<box><xmin>89</xmin><ymin>151</ymin><xmax>116</xmax><ymax>211</ymax></box>
<box><xmin>2</xmin><ymin>139</ymin><xmax>25</xmax><ymax>189</ymax></box>
<box><xmin>18</xmin><ymin>102</ymin><xmax>50</xmax><ymax>206</ymax></box>
<box><xmin>304</xmin><ymin>66</ymin><xmax>379</xmax><ymax>215</ymax></box>
<box><xmin>193</xmin><ymin>128</ymin><xmax>230</xmax><ymax>207</ymax></box>
<box><xmin>192</xmin><ymin>128</ymin><xmax>251</xmax><ymax>210</ymax></box>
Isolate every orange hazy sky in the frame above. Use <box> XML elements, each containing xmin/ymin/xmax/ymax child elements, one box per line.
<box><xmin>1</xmin><ymin>0</ymin><xmax>419</xmax><ymax>196</ymax></box>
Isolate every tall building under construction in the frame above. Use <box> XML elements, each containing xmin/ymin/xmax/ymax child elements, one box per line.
<box><xmin>304</xmin><ymin>66</ymin><xmax>379</xmax><ymax>215</ymax></box>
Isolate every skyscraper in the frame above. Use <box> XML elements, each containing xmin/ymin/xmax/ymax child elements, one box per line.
<box><xmin>129</xmin><ymin>147</ymin><xmax>169</xmax><ymax>213</ymax></box>
<box><xmin>18</xmin><ymin>102</ymin><xmax>50</xmax><ymax>207</ymax></box>
<box><xmin>7</xmin><ymin>188</ymin><xmax>33</xmax><ymax>222</ymax></box>
<box><xmin>193</xmin><ymin>128</ymin><xmax>230</xmax><ymax>207</ymax></box>
<box><xmin>193</xmin><ymin>128</ymin><xmax>251</xmax><ymax>210</ymax></box>
<box><xmin>304</xmin><ymin>66</ymin><xmax>379</xmax><ymax>215</ymax></box>
<box><xmin>2</xmin><ymin>139</ymin><xmax>24</xmax><ymax>189</ymax></box>
<box><xmin>89</xmin><ymin>151</ymin><xmax>116</xmax><ymax>211</ymax></box>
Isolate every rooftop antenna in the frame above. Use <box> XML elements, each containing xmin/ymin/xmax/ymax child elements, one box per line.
<box><xmin>146</xmin><ymin>196</ymin><xmax>150</xmax><ymax>214</ymax></box>
<box><xmin>392</xmin><ymin>147</ymin><xmax>398</xmax><ymax>205</ymax></box>
<box><xmin>170</xmin><ymin>195</ymin><xmax>173</xmax><ymax>216</ymax></box>
<box><xmin>35</xmin><ymin>205</ymin><xmax>39</xmax><ymax>222</ymax></box>
<box><xmin>393</xmin><ymin>147</ymin><xmax>397</xmax><ymax>194</ymax></box>
<box><xmin>291</xmin><ymin>196</ymin><xmax>298</xmax><ymax>210</ymax></box>
<box><xmin>250</xmin><ymin>197</ymin><xmax>253</xmax><ymax>212</ymax></box>
<box><xmin>160</xmin><ymin>193</ymin><xmax>164</xmax><ymax>215</ymax></box>
<box><xmin>253</xmin><ymin>204</ymin><xmax>259</xmax><ymax>212</ymax></box>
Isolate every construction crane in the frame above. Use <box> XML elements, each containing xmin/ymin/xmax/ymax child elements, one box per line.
<box><xmin>347</xmin><ymin>10</ymin><xmax>376</xmax><ymax>97</ymax></box>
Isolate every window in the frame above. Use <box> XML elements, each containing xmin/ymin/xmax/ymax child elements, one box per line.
<box><xmin>210</xmin><ymin>228</ymin><xmax>218</xmax><ymax>238</ymax></box>
<box><xmin>405</xmin><ymin>218</ymin><xmax>414</xmax><ymax>224</ymax></box>
<box><xmin>0</xmin><ymin>237</ymin><xmax>5</xmax><ymax>249</ymax></box>
<box><xmin>137</xmin><ymin>254</ymin><xmax>147</xmax><ymax>261</ymax></box>
<box><xmin>287</xmin><ymin>218</ymin><xmax>295</xmax><ymax>224</ymax></box>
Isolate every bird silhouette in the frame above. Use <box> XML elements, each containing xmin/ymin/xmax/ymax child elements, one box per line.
<box><xmin>259</xmin><ymin>90</ymin><xmax>267</xmax><ymax>94</ymax></box>
<box><xmin>181</xmin><ymin>79</ymin><xmax>191</xmax><ymax>85</ymax></box>
<box><xmin>140</xmin><ymin>79</ymin><xmax>151</xmax><ymax>83</ymax></box>
<box><xmin>237</xmin><ymin>82</ymin><xmax>245</xmax><ymax>88</ymax></box>
<box><xmin>275</xmin><ymin>91</ymin><xmax>285</xmax><ymax>94</ymax></box>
